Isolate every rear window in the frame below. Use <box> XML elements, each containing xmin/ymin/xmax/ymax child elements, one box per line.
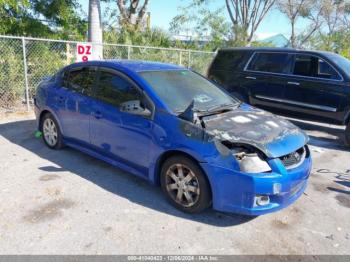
<box><xmin>247</xmin><ymin>52</ymin><xmax>293</xmax><ymax>74</ymax></box>
<box><xmin>211</xmin><ymin>50</ymin><xmax>250</xmax><ymax>71</ymax></box>
<box><xmin>66</xmin><ymin>67</ymin><xmax>96</xmax><ymax>94</ymax></box>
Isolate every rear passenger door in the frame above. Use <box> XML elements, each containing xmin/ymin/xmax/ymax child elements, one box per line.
<box><xmin>284</xmin><ymin>54</ymin><xmax>345</xmax><ymax>121</ymax></box>
<box><xmin>242</xmin><ymin>52</ymin><xmax>294</xmax><ymax>109</ymax></box>
<box><xmin>56</xmin><ymin>66</ymin><xmax>96</xmax><ymax>145</ymax></box>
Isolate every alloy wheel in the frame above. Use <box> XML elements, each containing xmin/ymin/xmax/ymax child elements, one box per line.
<box><xmin>165</xmin><ymin>164</ymin><xmax>200</xmax><ymax>207</ymax></box>
<box><xmin>43</xmin><ymin>118</ymin><xmax>58</xmax><ymax>147</ymax></box>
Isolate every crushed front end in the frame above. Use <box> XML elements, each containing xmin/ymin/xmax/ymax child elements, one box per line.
<box><xmin>187</xmin><ymin>104</ymin><xmax>312</xmax><ymax>215</ymax></box>
<box><xmin>201</xmin><ymin>145</ymin><xmax>311</xmax><ymax>215</ymax></box>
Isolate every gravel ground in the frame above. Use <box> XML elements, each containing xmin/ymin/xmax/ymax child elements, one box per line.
<box><xmin>0</xmin><ymin>112</ymin><xmax>349</xmax><ymax>255</ymax></box>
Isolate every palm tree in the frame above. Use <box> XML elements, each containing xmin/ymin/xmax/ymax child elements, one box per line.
<box><xmin>88</xmin><ymin>0</ymin><xmax>103</xmax><ymax>59</ymax></box>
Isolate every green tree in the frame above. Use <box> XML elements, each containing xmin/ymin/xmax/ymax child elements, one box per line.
<box><xmin>225</xmin><ymin>0</ymin><xmax>276</xmax><ymax>45</ymax></box>
<box><xmin>170</xmin><ymin>2</ymin><xmax>232</xmax><ymax>50</ymax></box>
<box><xmin>171</xmin><ymin>0</ymin><xmax>276</xmax><ymax>48</ymax></box>
<box><xmin>0</xmin><ymin>0</ymin><xmax>87</xmax><ymax>40</ymax></box>
<box><xmin>116</xmin><ymin>0</ymin><xmax>150</xmax><ymax>31</ymax></box>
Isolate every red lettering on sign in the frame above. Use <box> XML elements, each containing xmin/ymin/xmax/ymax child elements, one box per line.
<box><xmin>86</xmin><ymin>46</ymin><xmax>92</xmax><ymax>55</ymax></box>
<box><xmin>82</xmin><ymin>56</ymin><xmax>88</xmax><ymax>62</ymax></box>
<box><xmin>78</xmin><ymin>46</ymin><xmax>85</xmax><ymax>55</ymax></box>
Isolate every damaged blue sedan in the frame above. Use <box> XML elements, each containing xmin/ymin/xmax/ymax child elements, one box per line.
<box><xmin>34</xmin><ymin>60</ymin><xmax>312</xmax><ymax>215</ymax></box>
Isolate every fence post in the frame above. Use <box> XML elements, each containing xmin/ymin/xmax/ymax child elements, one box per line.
<box><xmin>179</xmin><ymin>51</ymin><xmax>182</xmax><ymax>66</ymax></box>
<box><xmin>22</xmin><ymin>37</ymin><xmax>30</xmax><ymax>111</ymax></box>
<box><xmin>188</xmin><ymin>50</ymin><xmax>191</xmax><ymax>68</ymax></box>
<box><xmin>127</xmin><ymin>45</ymin><xmax>131</xmax><ymax>60</ymax></box>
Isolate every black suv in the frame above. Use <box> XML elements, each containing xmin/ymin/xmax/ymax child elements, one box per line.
<box><xmin>207</xmin><ymin>48</ymin><xmax>350</xmax><ymax>145</ymax></box>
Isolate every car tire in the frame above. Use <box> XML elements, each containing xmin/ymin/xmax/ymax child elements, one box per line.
<box><xmin>346</xmin><ymin>123</ymin><xmax>350</xmax><ymax>146</ymax></box>
<box><xmin>160</xmin><ymin>156</ymin><xmax>211</xmax><ymax>213</ymax></box>
<box><xmin>41</xmin><ymin>112</ymin><xmax>64</xmax><ymax>150</ymax></box>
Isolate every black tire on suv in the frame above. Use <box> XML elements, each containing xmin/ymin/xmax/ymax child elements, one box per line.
<box><xmin>160</xmin><ymin>156</ymin><xmax>211</xmax><ymax>213</ymax></box>
<box><xmin>346</xmin><ymin>122</ymin><xmax>350</xmax><ymax>146</ymax></box>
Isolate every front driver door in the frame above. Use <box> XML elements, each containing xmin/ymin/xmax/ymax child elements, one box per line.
<box><xmin>89</xmin><ymin>68</ymin><xmax>155</xmax><ymax>177</ymax></box>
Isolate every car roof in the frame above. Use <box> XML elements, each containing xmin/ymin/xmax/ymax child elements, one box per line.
<box><xmin>218</xmin><ymin>47</ymin><xmax>336</xmax><ymax>56</ymax></box>
<box><xmin>69</xmin><ymin>60</ymin><xmax>184</xmax><ymax>72</ymax></box>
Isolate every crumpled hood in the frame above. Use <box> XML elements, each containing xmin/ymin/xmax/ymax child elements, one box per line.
<box><xmin>202</xmin><ymin>106</ymin><xmax>308</xmax><ymax>158</ymax></box>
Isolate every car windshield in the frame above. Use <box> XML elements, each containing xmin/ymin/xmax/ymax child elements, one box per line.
<box><xmin>138</xmin><ymin>70</ymin><xmax>238</xmax><ymax>113</ymax></box>
<box><xmin>325</xmin><ymin>53</ymin><xmax>350</xmax><ymax>77</ymax></box>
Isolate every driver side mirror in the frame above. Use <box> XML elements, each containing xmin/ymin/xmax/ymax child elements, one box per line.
<box><xmin>120</xmin><ymin>100</ymin><xmax>152</xmax><ymax>117</ymax></box>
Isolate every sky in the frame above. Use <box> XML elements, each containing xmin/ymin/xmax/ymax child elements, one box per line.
<box><xmin>79</xmin><ymin>0</ymin><xmax>300</xmax><ymax>40</ymax></box>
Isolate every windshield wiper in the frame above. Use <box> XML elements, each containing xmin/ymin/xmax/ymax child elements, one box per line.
<box><xmin>205</xmin><ymin>102</ymin><xmax>236</xmax><ymax>113</ymax></box>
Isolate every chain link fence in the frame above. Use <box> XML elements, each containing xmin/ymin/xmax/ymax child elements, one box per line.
<box><xmin>0</xmin><ymin>35</ymin><xmax>215</xmax><ymax>112</ymax></box>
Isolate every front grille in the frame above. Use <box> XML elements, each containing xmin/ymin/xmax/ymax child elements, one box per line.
<box><xmin>279</xmin><ymin>147</ymin><xmax>306</xmax><ymax>169</ymax></box>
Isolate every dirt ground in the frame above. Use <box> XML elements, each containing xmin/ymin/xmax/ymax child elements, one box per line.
<box><xmin>0</xmin><ymin>112</ymin><xmax>349</xmax><ymax>255</ymax></box>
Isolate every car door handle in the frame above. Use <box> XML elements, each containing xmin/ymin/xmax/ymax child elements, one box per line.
<box><xmin>245</xmin><ymin>76</ymin><xmax>256</xmax><ymax>80</ymax></box>
<box><xmin>92</xmin><ymin>111</ymin><xmax>102</xmax><ymax>119</ymax></box>
<box><xmin>287</xmin><ymin>81</ymin><xmax>300</xmax><ymax>86</ymax></box>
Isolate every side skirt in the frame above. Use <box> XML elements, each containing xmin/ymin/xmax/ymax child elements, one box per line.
<box><xmin>63</xmin><ymin>139</ymin><xmax>151</xmax><ymax>183</ymax></box>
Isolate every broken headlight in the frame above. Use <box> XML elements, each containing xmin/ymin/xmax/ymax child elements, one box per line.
<box><xmin>232</xmin><ymin>147</ymin><xmax>271</xmax><ymax>173</ymax></box>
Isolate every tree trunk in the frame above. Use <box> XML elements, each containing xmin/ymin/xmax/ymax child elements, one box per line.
<box><xmin>291</xmin><ymin>19</ymin><xmax>296</xmax><ymax>48</ymax></box>
<box><xmin>88</xmin><ymin>0</ymin><xmax>103</xmax><ymax>59</ymax></box>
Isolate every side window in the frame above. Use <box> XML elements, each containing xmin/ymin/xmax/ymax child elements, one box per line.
<box><xmin>62</xmin><ymin>70</ymin><xmax>69</xmax><ymax>87</ymax></box>
<box><xmin>95</xmin><ymin>70</ymin><xmax>141</xmax><ymax>107</ymax></box>
<box><xmin>247</xmin><ymin>52</ymin><xmax>293</xmax><ymax>74</ymax></box>
<box><xmin>293</xmin><ymin>55</ymin><xmax>341</xmax><ymax>80</ymax></box>
<box><xmin>67</xmin><ymin>67</ymin><xmax>96</xmax><ymax>94</ymax></box>
<box><xmin>293</xmin><ymin>55</ymin><xmax>314</xmax><ymax>77</ymax></box>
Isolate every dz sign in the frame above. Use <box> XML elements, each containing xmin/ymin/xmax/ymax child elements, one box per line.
<box><xmin>76</xmin><ymin>43</ymin><xmax>92</xmax><ymax>62</ymax></box>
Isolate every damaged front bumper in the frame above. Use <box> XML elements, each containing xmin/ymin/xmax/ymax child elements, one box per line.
<box><xmin>200</xmin><ymin>148</ymin><xmax>312</xmax><ymax>216</ymax></box>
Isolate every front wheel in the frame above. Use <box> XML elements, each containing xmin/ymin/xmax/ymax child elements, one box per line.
<box><xmin>160</xmin><ymin>156</ymin><xmax>211</xmax><ymax>213</ymax></box>
<box><xmin>346</xmin><ymin>123</ymin><xmax>350</xmax><ymax>146</ymax></box>
<box><xmin>41</xmin><ymin>113</ymin><xmax>64</xmax><ymax>150</ymax></box>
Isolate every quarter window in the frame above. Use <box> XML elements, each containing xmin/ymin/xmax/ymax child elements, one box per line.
<box><xmin>247</xmin><ymin>52</ymin><xmax>293</xmax><ymax>74</ymax></box>
<box><xmin>67</xmin><ymin>67</ymin><xmax>96</xmax><ymax>94</ymax></box>
<box><xmin>95</xmin><ymin>71</ymin><xmax>141</xmax><ymax>107</ymax></box>
<box><xmin>318</xmin><ymin>59</ymin><xmax>341</xmax><ymax>80</ymax></box>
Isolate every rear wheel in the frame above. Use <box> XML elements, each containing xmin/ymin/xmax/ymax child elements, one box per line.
<box><xmin>160</xmin><ymin>156</ymin><xmax>211</xmax><ymax>213</ymax></box>
<box><xmin>41</xmin><ymin>113</ymin><xmax>63</xmax><ymax>149</ymax></box>
<box><xmin>346</xmin><ymin>123</ymin><xmax>350</xmax><ymax>146</ymax></box>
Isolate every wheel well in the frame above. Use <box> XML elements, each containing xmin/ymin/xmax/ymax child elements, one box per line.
<box><xmin>154</xmin><ymin>150</ymin><xmax>212</xmax><ymax>200</ymax></box>
<box><xmin>38</xmin><ymin>110</ymin><xmax>50</xmax><ymax>131</ymax></box>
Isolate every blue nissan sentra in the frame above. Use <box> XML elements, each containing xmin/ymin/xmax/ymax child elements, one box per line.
<box><xmin>34</xmin><ymin>60</ymin><xmax>312</xmax><ymax>215</ymax></box>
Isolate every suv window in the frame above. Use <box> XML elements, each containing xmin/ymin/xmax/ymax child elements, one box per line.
<box><xmin>293</xmin><ymin>54</ymin><xmax>341</xmax><ymax>80</ymax></box>
<box><xmin>67</xmin><ymin>67</ymin><xmax>96</xmax><ymax>94</ymax></box>
<box><xmin>293</xmin><ymin>55</ymin><xmax>313</xmax><ymax>77</ymax></box>
<box><xmin>95</xmin><ymin>70</ymin><xmax>141</xmax><ymax>107</ymax></box>
<box><xmin>247</xmin><ymin>52</ymin><xmax>293</xmax><ymax>74</ymax></box>
<box><xmin>211</xmin><ymin>50</ymin><xmax>250</xmax><ymax>70</ymax></box>
<box><xmin>318</xmin><ymin>59</ymin><xmax>341</xmax><ymax>80</ymax></box>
